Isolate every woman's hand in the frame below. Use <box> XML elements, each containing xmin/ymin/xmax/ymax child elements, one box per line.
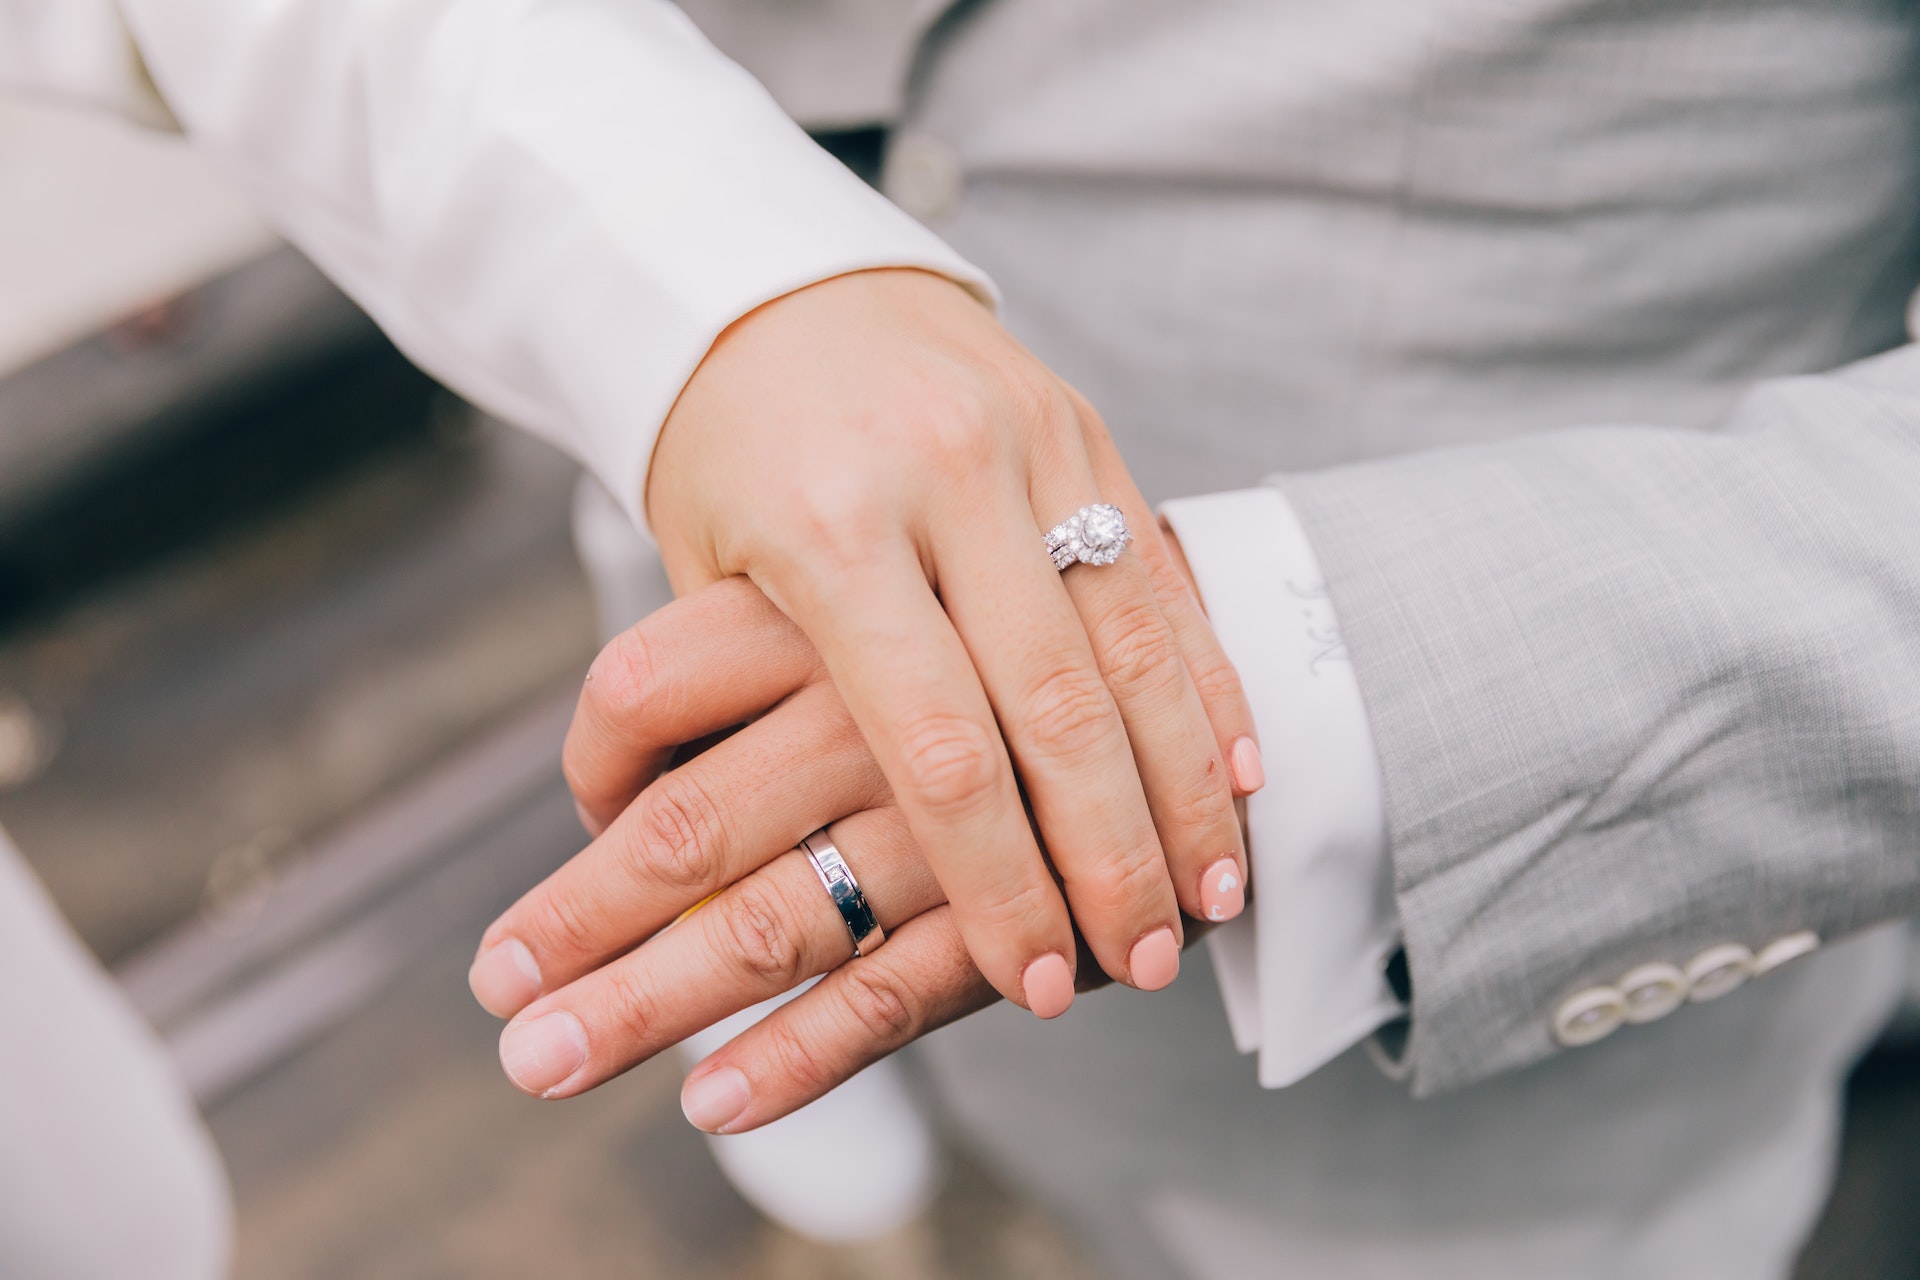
<box><xmin>470</xmin><ymin>576</ymin><xmax>1235</xmax><ymax>1130</ymax></box>
<box><xmin>605</xmin><ymin>267</ymin><xmax>1259</xmax><ymax>1013</ymax></box>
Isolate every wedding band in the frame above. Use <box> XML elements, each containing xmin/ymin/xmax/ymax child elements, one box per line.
<box><xmin>800</xmin><ymin>828</ymin><xmax>885</xmax><ymax>958</ymax></box>
<box><xmin>1044</xmin><ymin>503</ymin><xmax>1132</xmax><ymax>571</ymax></box>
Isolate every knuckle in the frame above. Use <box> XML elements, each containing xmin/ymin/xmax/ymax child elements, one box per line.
<box><xmin>1161</xmin><ymin>765</ymin><xmax>1238</xmax><ymax>839</ymax></box>
<box><xmin>1005</xmin><ymin>372</ymin><xmax>1073</xmax><ymax>437</ymax></box>
<box><xmin>714</xmin><ymin>881</ymin><xmax>808</xmax><ymax>986</ymax></box>
<box><xmin>525</xmin><ymin>889</ymin><xmax>603</xmax><ymax>964</ymax></box>
<box><xmin>630</xmin><ymin>775</ymin><xmax>727</xmax><ymax>893</ymax></box>
<box><xmin>1093</xmin><ymin>599</ymin><xmax>1184</xmax><ymax>704</ymax></box>
<box><xmin>1188</xmin><ymin>650</ymin><xmax>1247</xmax><ymax>713</ymax></box>
<box><xmin>763</xmin><ymin>1020</ymin><xmax>838</xmax><ymax>1097</ymax></box>
<box><xmin>591</xmin><ymin>627</ymin><xmax>668</xmax><ymax>724</ymax></box>
<box><xmin>895</xmin><ymin>713</ymin><xmax>1005</xmax><ymax>819</ymax></box>
<box><xmin>1067</xmin><ymin>386</ymin><xmax>1110</xmax><ymax>439</ymax></box>
<box><xmin>1139</xmin><ymin>544</ymin><xmax>1195</xmax><ymax>604</ymax></box>
<box><xmin>836</xmin><ymin>966</ymin><xmax>918</xmax><ymax>1044</ymax></box>
<box><xmin>563</xmin><ymin>631</ymin><xmax>668</xmax><ymax>805</ymax></box>
<box><xmin>1020</xmin><ymin>664</ymin><xmax>1119</xmax><ymax>765</ymax></box>
<box><xmin>782</xmin><ymin>481</ymin><xmax>890</xmax><ymax>574</ymax></box>
<box><xmin>919</xmin><ymin>387</ymin><xmax>1005</xmax><ymax>476</ymax></box>
<box><xmin>970</xmin><ymin>876</ymin><xmax>1061</xmax><ymax>939</ymax></box>
<box><xmin>599</xmin><ymin>962</ymin><xmax>664</xmax><ymax>1047</ymax></box>
<box><xmin>1071</xmin><ymin>841</ymin><xmax>1170</xmax><ymax>913</ymax></box>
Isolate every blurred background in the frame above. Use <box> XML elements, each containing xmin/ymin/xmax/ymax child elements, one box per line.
<box><xmin>2</xmin><ymin>100</ymin><xmax>1918</xmax><ymax>1280</ymax></box>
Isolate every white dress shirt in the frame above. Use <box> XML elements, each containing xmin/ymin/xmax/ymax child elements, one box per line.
<box><xmin>1</xmin><ymin>0</ymin><xmax>1399</xmax><ymax>1086</ymax></box>
<box><xmin>1162</xmin><ymin>490</ymin><xmax>1404</xmax><ymax>1085</ymax></box>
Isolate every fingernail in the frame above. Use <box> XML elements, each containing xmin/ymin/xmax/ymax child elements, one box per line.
<box><xmin>1200</xmin><ymin>858</ymin><xmax>1246</xmax><ymax>923</ymax></box>
<box><xmin>572</xmin><ymin>798</ymin><xmax>603</xmax><ymax>837</ymax></box>
<box><xmin>1128</xmin><ymin>927</ymin><xmax>1181</xmax><ymax>991</ymax></box>
<box><xmin>682</xmin><ymin>1065</ymin><xmax>751</xmax><ymax>1133</ymax></box>
<box><xmin>469</xmin><ymin>938</ymin><xmax>543</xmax><ymax>1018</ymax></box>
<box><xmin>499</xmin><ymin>1011</ymin><xmax>588</xmax><ymax>1097</ymax></box>
<box><xmin>1230</xmin><ymin>736</ymin><xmax>1266</xmax><ymax>794</ymax></box>
<box><xmin>1021</xmin><ymin>952</ymin><xmax>1075</xmax><ymax>1019</ymax></box>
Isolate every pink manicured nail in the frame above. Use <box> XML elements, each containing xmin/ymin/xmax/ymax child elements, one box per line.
<box><xmin>1022</xmin><ymin>953</ymin><xmax>1075</xmax><ymax>1019</ymax></box>
<box><xmin>469</xmin><ymin>938</ymin><xmax>543</xmax><ymax>1018</ymax></box>
<box><xmin>1230</xmin><ymin>736</ymin><xmax>1266</xmax><ymax>794</ymax></box>
<box><xmin>1200</xmin><ymin>858</ymin><xmax>1246</xmax><ymax>923</ymax></box>
<box><xmin>499</xmin><ymin>1011</ymin><xmax>588</xmax><ymax>1097</ymax></box>
<box><xmin>1129</xmin><ymin>927</ymin><xmax>1181</xmax><ymax>991</ymax></box>
<box><xmin>682</xmin><ymin>1066</ymin><xmax>752</xmax><ymax>1133</ymax></box>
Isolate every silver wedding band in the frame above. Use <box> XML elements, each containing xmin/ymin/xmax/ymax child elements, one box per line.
<box><xmin>1044</xmin><ymin>502</ymin><xmax>1133</xmax><ymax>571</ymax></box>
<box><xmin>800</xmin><ymin>828</ymin><xmax>885</xmax><ymax>958</ymax></box>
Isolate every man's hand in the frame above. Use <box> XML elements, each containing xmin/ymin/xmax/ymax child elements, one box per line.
<box><xmin>469</xmin><ymin>579</ymin><xmax>989</xmax><ymax>1129</ymax></box>
<box><xmin>468</xmin><ymin>571</ymin><xmax>1237</xmax><ymax>1131</ymax></box>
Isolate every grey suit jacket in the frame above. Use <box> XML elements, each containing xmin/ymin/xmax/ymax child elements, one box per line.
<box><xmin>672</xmin><ymin>0</ymin><xmax>1920</xmax><ymax>1274</ymax></box>
<box><xmin>1286</xmin><ymin>347</ymin><xmax>1920</xmax><ymax>1094</ymax></box>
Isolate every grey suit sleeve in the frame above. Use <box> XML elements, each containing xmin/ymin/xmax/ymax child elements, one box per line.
<box><xmin>1275</xmin><ymin>342</ymin><xmax>1920</xmax><ymax>1097</ymax></box>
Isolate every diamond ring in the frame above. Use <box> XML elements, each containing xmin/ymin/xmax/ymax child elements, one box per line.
<box><xmin>1044</xmin><ymin>503</ymin><xmax>1132</xmax><ymax>571</ymax></box>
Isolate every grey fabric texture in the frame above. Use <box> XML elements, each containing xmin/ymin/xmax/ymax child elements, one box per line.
<box><xmin>671</xmin><ymin>0</ymin><xmax>949</xmax><ymax>129</ymax></box>
<box><xmin>1283</xmin><ymin>352</ymin><xmax>1920</xmax><ymax>1095</ymax></box>
<box><xmin>920</xmin><ymin>931</ymin><xmax>1903</xmax><ymax>1280</ymax></box>
<box><xmin>895</xmin><ymin>0</ymin><xmax>1920</xmax><ymax>1098</ymax></box>
<box><xmin>674</xmin><ymin>0</ymin><xmax>1920</xmax><ymax>1274</ymax></box>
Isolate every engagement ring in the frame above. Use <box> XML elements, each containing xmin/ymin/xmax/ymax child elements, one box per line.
<box><xmin>1044</xmin><ymin>503</ymin><xmax>1132</xmax><ymax>571</ymax></box>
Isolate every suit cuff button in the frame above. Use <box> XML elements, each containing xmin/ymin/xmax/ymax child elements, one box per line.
<box><xmin>1684</xmin><ymin>943</ymin><xmax>1757</xmax><ymax>1002</ymax></box>
<box><xmin>1753</xmin><ymin>930</ymin><xmax>1820</xmax><ymax>977</ymax></box>
<box><xmin>1553</xmin><ymin>986</ymin><xmax>1626</xmax><ymax>1047</ymax></box>
<box><xmin>1618</xmin><ymin>962</ymin><xmax>1688</xmax><ymax>1024</ymax></box>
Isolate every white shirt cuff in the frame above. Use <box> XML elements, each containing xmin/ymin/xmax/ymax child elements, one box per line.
<box><xmin>1160</xmin><ymin>487</ymin><xmax>1405</xmax><ymax>1088</ymax></box>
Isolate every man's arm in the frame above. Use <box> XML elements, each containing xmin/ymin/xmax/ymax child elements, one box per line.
<box><xmin>13</xmin><ymin>0</ymin><xmax>1264</xmax><ymax>1032</ymax></box>
<box><xmin>1250</xmin><ymin>341</ymin><xmax>1920</xmax><ymax>1097</ymax></box>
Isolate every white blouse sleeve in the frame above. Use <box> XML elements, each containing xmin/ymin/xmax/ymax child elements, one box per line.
<box><xmin>0</xmin><ymin>0</ymin><xmax>173</xmax><ymax>125</ymax></box>
<box><xmin>14</xmin><ymin>0</ymin><xmax>995</xmax><ymax>525</ymax></box>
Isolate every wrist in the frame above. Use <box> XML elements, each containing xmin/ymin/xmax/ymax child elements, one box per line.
<box><xmin>643</xmin><ymin>268</ymin><xmax>1007</xmax><ymax>541</ymax></box>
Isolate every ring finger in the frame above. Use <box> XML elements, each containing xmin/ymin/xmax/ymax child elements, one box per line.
<box><xmin>495</xmin><ymin>807</ymin><xmax>939</xmax><ymax>1099</ymax></box>
<box><xmin>931</xmin><ymin>483</ymin><xmax>1180</xmax><ymax>989</ymax></box>
<box><xmin>1049</xmin><ymin>481</ymin><xmax>1247</xmax><ymax>932</ymax></box>
<box><xmin>471</xmin><ymin>680</ymin><xmax>887</xmax><ymax>1017</ymax></box>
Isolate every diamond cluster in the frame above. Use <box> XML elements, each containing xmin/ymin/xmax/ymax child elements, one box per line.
<box><xmin>1045</xmin><ymin>503</ymin><xmax>1132</xmax><ymax>570</ymax></box>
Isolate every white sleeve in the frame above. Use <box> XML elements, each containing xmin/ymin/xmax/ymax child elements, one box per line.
<box><xmin>0</xmin><ymin>0</ymin><xmax>173</xmax><ymax>125</ymax></box>
<box><xmin>102</xmin><ymin>0</ymin><xmax>995</xmax><ymax>525</ymax></box>
<box><xmin>1160</xmin><ymin>487</ymin><xmax>1406</xmax><ymax>1088</ymax></box>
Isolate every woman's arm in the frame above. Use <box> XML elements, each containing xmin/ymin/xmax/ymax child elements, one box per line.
<box><xmin>0</xmin><ymin>0</ymin><xmax>172</xmax><ymax>124</ymax></box>
<box><xmin>95</xmin><ymin>0</ymin><xmax>1262</xmax><ymax>1008</ymax></box>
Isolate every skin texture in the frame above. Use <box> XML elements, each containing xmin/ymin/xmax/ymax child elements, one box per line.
<box><xmin>472</xmin><ymin>533</ymin><xmax>1245</xmax><ymax>1131</ymax></box>
<box><xmin>618</xmin><ymin>267</ymin><xmax>1259</xmax><ymax>1009</ymax></box>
